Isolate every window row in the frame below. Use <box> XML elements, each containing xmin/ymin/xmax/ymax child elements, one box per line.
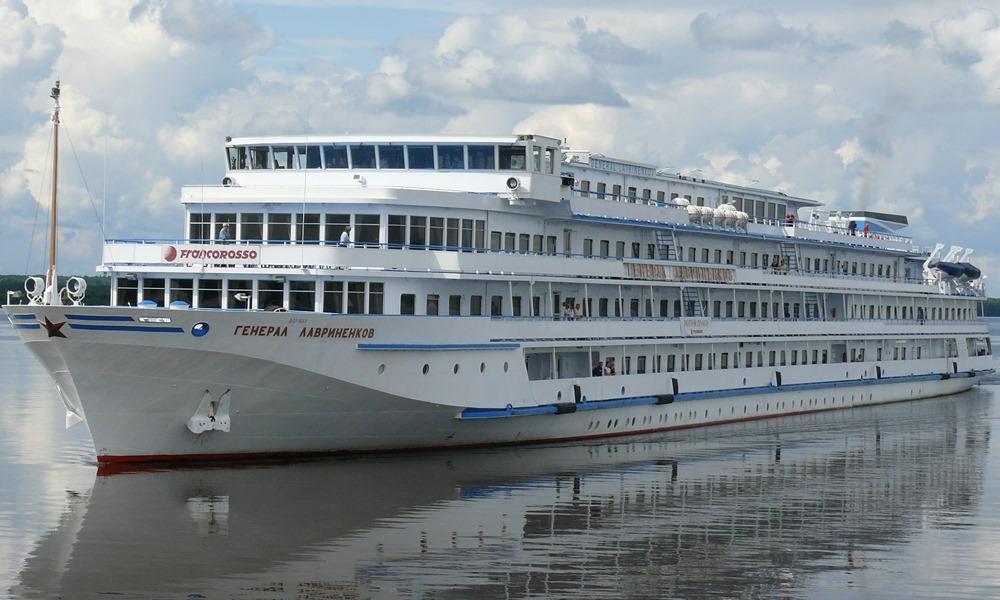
<box><xmin>227</xmin><ymin>143</ymin><xmax>558</xmax><ymax>173</ymax></box>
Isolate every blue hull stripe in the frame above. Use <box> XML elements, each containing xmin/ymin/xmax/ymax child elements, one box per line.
<box><xmin>65</xmin><ymin>314</ymin><xmax>135</xmax><ymax>322</ymax></box>
<box><xmin>68</xmin><ymin>323</ymin><xmax>184</xmax><ymax>333</ymax></box>
<box><xmin>358</xmin><ymin>342</ymin><xmax>519</xmax><ymax>351</ymax></box>
<box><xmin>9</xmin><ymin>314</ymin><xmax>36</xmax><ymax>320</ymax></box>
<box><xmin>12</xmin><ymin>323</ymin><xmax>40</xmax><ymax>329</ymax></box>
<box><xmin>459</xmin><ymin>369</ymin><xmax>994</xmax><ymax>419</ymax></box>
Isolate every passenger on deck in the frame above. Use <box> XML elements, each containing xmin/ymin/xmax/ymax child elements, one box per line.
<box><xmin>863</xmin><ymin>223</ymin><xmax>871</xmax><ymax>237</ymax></box>
<box><xmin>604</xmin><ymin>357</ymin><xmax>616</xmax><ymax>376</ymax></box>
<box><xmin>574</xmin><ymin>303</ymin><xmax>583</xmax><ymax>319</ymax></box>
<box><xmin>592</xmin><ymin>360</ymin><xmax>604</xmax><ymax>377</ymax></box>
<box><xmin>563</xmin><ymin>301</ymin><xmax>575</xmax><ymax>321</ymax></box>
<box><xmin>771</xmin><ymin>255</ymin><xmax>781</xmax><ymax>270</ymax></box>
<box><xmin>785</xmin><ymin>213</ymin><xmax>795</xmax><ymax>226</ymax></box>
<box><xmin>339</xmin><ymin>226</ymin><xmax>352</xmax><ymax>247</ymax></box>
<box><xmin>848</xmin><ymin>220</ymin><xmax>857</xmax><ymax>236</ymax></box>
<box><xmin>217</xmin><ymin>222</ymin><xmax>231</xmax><ymax>243</ymax></box>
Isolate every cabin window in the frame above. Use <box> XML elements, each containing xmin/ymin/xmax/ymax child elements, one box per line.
<box><xmin>584</xmin><ymin>239</ymin><xmax>594</xmax><ymax>256</ymax></box>
<box><xmin>289</xmin><ymin>281</ymin><xmax>315</xmax><ymax>312</ymax></box>
<box><xmin>470</xmin><ymin>295</ymin><xmax>483</xmax><ymax>316</ymax></box>
<box><xmin>322</xmin><ymin>145</ymin><xmax>348</xmax><ymax>169</ymax></box>
<box><xmin>198</xmin><ymin>279</ymin><xmax>222</xmax><ymax>309</ymax></box>
<box><xmin>426</xmin><ymin>294</ymin><xmax>440</xmax><ymax>316</ymax></box>
<box><xmin>545</xmin><ymin>148</ymin><xmax>556</xmax><ymax>174</ymax></box>
<box><xmin>388</xmin><ymin>215</ymin><xmax>406</xmax><ymax>248</ymax></box>
<box><xmin>168</xmin><ymin>279</ymin><xmax>193</xmax><ymax>307</ymax></box>
<box><xmin>298</xmin><ymin>146</ymin><xmax>322</xmax><ymax>169</ymax></box>
<box><xmin>631</xmin><ymin>242</ymin><xmax>640</xmax><ymax>258</ymax></box>
<box><xmin>116</xmin><ymin>278</ymin><xmax>138</xmax><ymax>306</ymax></box>
<box><xmin>272</xmin><ymin>146</ymin><xmax>294</xmax><ymax>170</ymax></box>
<box><xmin>512</xmin><ymin>296</ymin><xmax>523</xmax><ymax>317</ymax></box>
<box><xmin>249</xmin><ymin>146</ymin><xmax>270</xmax><ymax>170</ymax></box>
<box><xmin>410</xmin><ymin>217</ymin><xmax>427</xmax><ymax>248</ymax></box>
<box><xmin>323</xmin><ymin>281</ymin><xmax>348</xmax><ymax>314</ymax></box>
<box><xmin>616</xmin><ymin>241</ymin><xmax>625</xmax><ymax>258</ymax></box>
<box><xmin>368</xmin><ymin>283</ymin><xmax>383</xmax><ymax>314</ymax></box>
<box><xmin>660</xmin><ymin>299</ymin><xmax>669</xmax><ymax>317</ymax></box>
<box><xmin>429</xmin><ymin>218</ymin><xmax>445</xmax><ymax>247</ymax></box>
<box><xmin>627</xmin><ymin>187</ymin><xmax>637</xmax><ymax>201</ymax></box>
<box><xmin>546</xmin><ymin>236</ymin><xmax>557</xmax><ymax>255</ymax></box>
<box><xmin>228</xmin><ymin>280</ymin><xmax>252</xmax><ymax>310</ymax></box>
<box><xmin>599</xmin><ymin>240</ymin><xmax>610</xmax><ymax>257</ymax></box>
<box><xmin>325</xmin><ymin>214</ymin><xmax>350</xmax><ymax>244</ymax></box>
<box><xmin>227</xmin><ymin>146</ymin><xmax>247</xmax><ymax>170</ymax></box>
<box><xmin>350</xmin><ymin>145</ymin><xmax>376</xmax><ymax>169</ymax></box>
<box><xmin>499</xmin><ymin>145</ymin><xmax>526</xmax><ymax>170</ymax></box>
<box><xmin>347</xmin><ymin>282</ymin><xmax>365</xmax><ymax>314</ymax></box>
<box><xmin>597</xmin><ymin>182</ymin><xmax>607</xmax><ymax>199</ymax></box>
<box><xmin>189</xmin><ymin>213</ymin><xmax>211</xmax><ymax>242</ymax></box>
<box><xmin>267</xmin><ymin>214</ymin><xmax>291</xmax><ymax>242</ymax></box>
<box><xmin>518</xmin><ymin>234</ymin><xmax>530</xmax><ymax>253</ymax></box>
<box><xmin>240</xmin><ymin>213</ymin><xmax>263</xmax><ymax>242</ymax></box>
<box><xmin>490</xmin><ymin>231</ymin><xmax>501</xmax><ymax>251</ymax></box>
<box><xmin>258</xmin><ymin>280</ymin><xmax>284</xmax><ymax>311</ymax></box>
<box><xmin>490</xmin><ymin>295</ymin><xmax>503</xmax><ymax>316</ymax></box>
<box><xmin>504</xmin><ymin>232</ymin><xmax>516</xmax><ymax>251</ymax></box>
<box><xmin>580</xmin><ymin>180</ymin><xmax>590</xmax><ymax>197</ymax></box>
<box><xmin>355</xmin><ymin>214</ymin><xmax>381</xmax><ymax>246</ymax></box>
<box><xmin>437</xmin><ymin>145</ymin><xmax>465</xmax><ymax>169</ymax></box>
<box><xmin>449</xmin><ymin>295</ymin><xmax>462</xmax><ymax>316</ymax></box>
<box><xmin>407</xmin><ymin>145</ymin><xmax>434</xmax><ymax>169</ymax></box>
<box><xmin>296</xmin><ymin>213</ymin><xmax>320</xmax><ymax>242</ymax></box>
<box><xmin>399</xmin><ymin>293</ymin><xmax>415</xmax><ymax>315</ymax></box>
<box><xmin>468</xmin><ymin>145</ymin><xmax>495</xmax><ymax>169</ymax></box>
<box><xmin>612</xmin><ymin>184</ymin><xmax>622</xmax><ymax>201</ymax></box>
<box><xmin>377</xmin><ymin>145</ymin><xmax>404</xmax><ymax>169</ymax></box>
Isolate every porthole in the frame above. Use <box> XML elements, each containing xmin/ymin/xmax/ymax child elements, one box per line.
<box><xmin>620</xmin><ymin>386</ymin><xmax>626</xmax><ymax>395</ymax></box>
<box><xmin>480</xmin><ymin>362</ymin><xmax>486</xmax><ymax>373</ymax></box>
<box><xmin>614</xmin><ymin>419</ymin><xmax>619</xmax><ymax>427</ymax></box>
<box><xmin>453</xmin><ymin>363</ymin><xmax>460</xmax><ymax>374</ymax></box>
<box><xmin>377</xmin><ymin>364</ymin><xmax>385</xmax><ymax>375</ymax></box>
<box><xmin>422</xmin><ymin>364</ymin><xmax>430</xmax><ymax>375</ymax></box>
<box><xmin>503</xmin><ymin>362</ymin><xmax>509</xmax><ymax>372</ymax></box>
<box><xmin>607</xmin><ymin>420</ymin><xmax>613</xmax><ymax>428</ymax></box>
<box><xmin>557</xmin><ymin>391</ymin><xmax>562</xmax><ymax>401</ymax></box>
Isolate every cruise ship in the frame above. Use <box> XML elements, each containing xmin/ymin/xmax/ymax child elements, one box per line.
<box><xmin>3</xmin><ymin>90</ymin><xmax>994</xmax><ymax>463</ymax></box>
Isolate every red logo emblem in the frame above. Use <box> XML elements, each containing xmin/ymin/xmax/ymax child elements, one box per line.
<box><xmin>163</xmin><ymin>245</ymin><xmax>178</xmax><ymax>262</ymax></box>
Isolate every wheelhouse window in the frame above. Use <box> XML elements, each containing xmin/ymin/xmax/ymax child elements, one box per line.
<box><xmin>272</xmin><ymin>146</ymin><xmax>294</xmax><ymax>169</ymax></box>
<box><xmin>227</xmin><ymin>146</ymin><xmax>247</xmax><ymax>170</ymax></box>
<box><xmin>407</xmin><ymin>145</ymin><xmax>434</xmax><ymax>169</ymax></box>
<box><xmin>267</xmin><ymin>213</ymin><xmax>291</xmax><ymax>242</ymax></box>
<box><xmin>399</xmin><ymin>293</ymin><xmax>415</xmax><ymax>315</ymax></box>
<box><xmin>377</xmin><ymin>145</ymin><xmax>404</xmax><ymax>169</ymax></box>
<box><xmin>240</xmin><ymin>213</ymin><xmax>263</xmax><ymax>242</ymax></box>
<box><xmin>498</xmin><ymin>145</ymin><xmax>526</xmax><ymax>170</ymax></box>
<box><xmin>350</xmin><ymin>145</ymin><xmax>376</xmax><ymax>169</ymax></box>
<box><xmin>298</xmin><ymin>146</ymin><xmax>322</xmax><ymax>169</ymax></box>
<box><xmin>468</xmin><ymin>145</ymin><xmax>495</xmax><ymax>169</ymax></box>
<box><xmin>323</xmin><ymin>145</ymin><xmax>348</xmax><ymax>169</ymax></box>
<box><xmin>289</xmin><ymin>281</ymin><xmax>315</xmax><ymax>311</ymax></box>
<box><xmin>249</xmin><ymin>146</ymin><xmax>270</xmax><ymax>170</ymax></box>
<box><xmin>437</xmin><ymin>145</ymin><xmax>465</xmax><ymax>169</ymax></box>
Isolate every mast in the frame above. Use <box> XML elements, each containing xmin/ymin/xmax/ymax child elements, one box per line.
<box><xmin>46</xmin><ymin>81</ymin><xmax>61</xmax><ymax>305</ymax></box>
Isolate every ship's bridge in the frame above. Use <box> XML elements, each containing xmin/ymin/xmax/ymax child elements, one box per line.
<box><xmin>220</xmin><ymin>134</ymin><xmax>565</xmax><ymax>201</ymax></box>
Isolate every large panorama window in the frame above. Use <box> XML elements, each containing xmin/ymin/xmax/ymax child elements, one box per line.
<box><xmin>227</xmin><ymin>146</ymin><xmax>247</xmax><ymax>170</ymax></box>
<box><xmin>437</xmin><ymin>145</ymin><xmax>464</xmax><ymax>169</ymax></box>
<box><xmin>272</xmin><ymin>146</ymin><xmax>294</xmax><ymax>169</ymax></box>
<box><xmin>323</xmin><ymin>145</ymin><xmax>348</xmax><ymax>169</ymax></box>
<box><xmin>407</xmin><ymin>145</ymin><xmax>434</xmax><ymax>169</ymax></box>
<box><xmin>468</xmin><ymin>145</ymin><xmax>495</xmax><ymax>169</ymax></box>
<box><xmin>498</xmin><ymin>145</ymin><xmax>526</xmax><ymax>170</ymax></box>
<box><xmin>298</xmin><ymin>146</ymin><xmax>322</xmax><ymax>169</ymax></box>
<box><xmin>350</xmin><ymin>145</ymin><xmax>376</xmax><ymax>169</ymax></box>
<box><xmin>249</xmin><ymin>146</ymin><xmax>270</xmax><ymax>170</ymax></box>
<box><xmin>378</xmin><ymin>145</ymin><xmax>405</xmax><ymax>169</ymax></box>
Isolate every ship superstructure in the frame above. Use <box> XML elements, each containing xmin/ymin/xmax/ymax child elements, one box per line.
<box><xmin>4</xmin><ymin>133</ymin><xmax>994</xmax><ymax>462</ymax></box>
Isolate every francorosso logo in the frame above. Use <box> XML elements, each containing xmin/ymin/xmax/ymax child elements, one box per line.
<box><xmin>162</xmin><ymin>245</ymin><xmax>259</xmax><ymax>262</ymax></box>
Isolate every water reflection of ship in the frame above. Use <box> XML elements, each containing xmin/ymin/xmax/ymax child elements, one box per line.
<box><xmin>14</xmin><ymin>391</ymin><xmax>991</xmax><ymax>599</ymax></box>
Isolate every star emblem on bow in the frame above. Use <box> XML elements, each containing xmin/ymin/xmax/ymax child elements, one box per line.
<box><xmin>41</xmin><ymin>317</ymin><xmax>67</xmax><ymax>338</ymax></box>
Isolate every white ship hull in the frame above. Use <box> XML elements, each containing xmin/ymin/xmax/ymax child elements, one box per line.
<box><xmin>5</xmin><ymin>305</ymin><xmax>993</xmax><ymax>463</ymax></box>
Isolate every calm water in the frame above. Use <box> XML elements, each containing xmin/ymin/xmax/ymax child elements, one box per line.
<box><xmin>2</xmin><ymin>322</ymin><xmax>1000</xmax><ymax>599</ymax></box>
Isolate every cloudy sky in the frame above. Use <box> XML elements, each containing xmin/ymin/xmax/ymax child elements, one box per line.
<box><xmin>2</xmin><ymin>0</ymin><xmax>1000</xmax><ymax>276</ymax></box>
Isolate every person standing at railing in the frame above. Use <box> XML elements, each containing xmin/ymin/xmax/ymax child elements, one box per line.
<box><xmin>217</xmin><ymin>223</ymin><xmax>231</xmax><ymax>244</ymax></box>
<box><xmin>848</xmin><ymin>220</ymin><xmax>857</xmax><ymax>236</ymax></box>
<box><xmin>339</xmin><ymin>226</ymin><xmax>352</xmax><ymax>247</ymax></box>
<box><xmin>863</xmin><ymin>223</ymin><xmax>871</xmax><ymax>237</ymax></box>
